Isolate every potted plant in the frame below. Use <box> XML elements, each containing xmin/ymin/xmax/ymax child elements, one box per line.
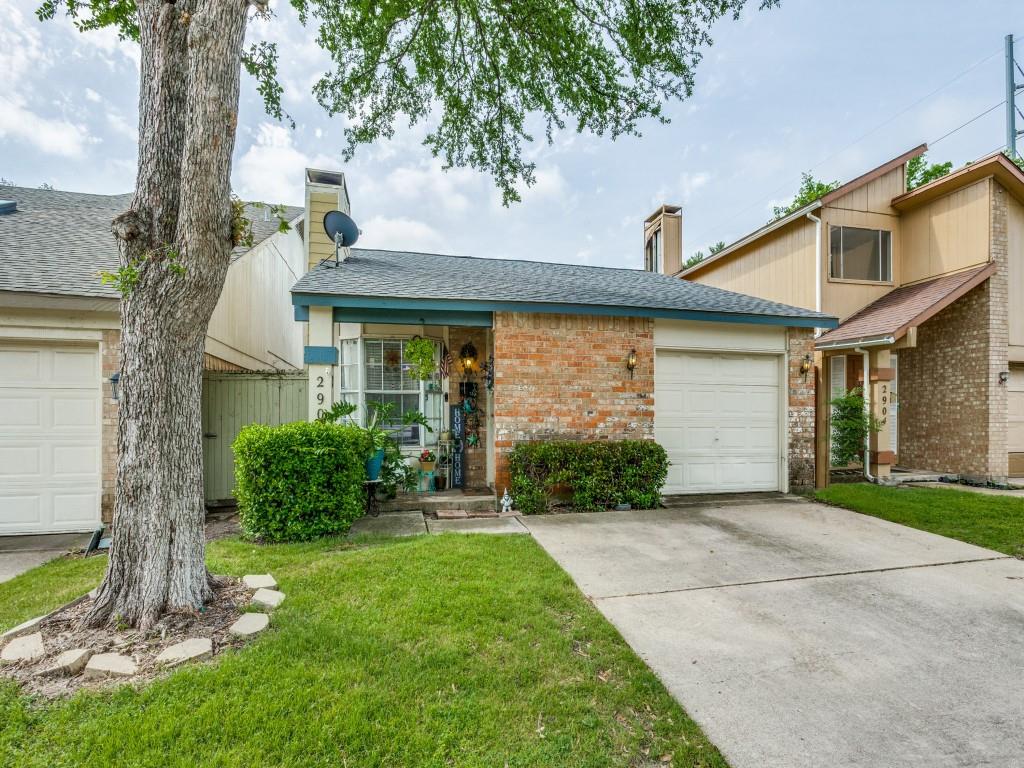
<box><xmin>419</xmin><ymin>449</ymin><xmax>437</xmax><ymax>472</ymax></box>
<box><xmin>404</xmin><ymin>336</ymin><xmax>437</xmax><ymax>381</ymax></box>
<box><xmin>317</xmin><ymin>400</ymin><xmax>432</xmax><ymax>482</ymax></box>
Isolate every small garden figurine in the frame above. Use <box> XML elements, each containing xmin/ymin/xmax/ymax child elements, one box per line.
<box><xmin>500</xmin><ymin>488</ymin><xmax>513</xmax><ymax>514</ymax></box>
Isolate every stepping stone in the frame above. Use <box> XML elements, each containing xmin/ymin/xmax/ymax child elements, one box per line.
<box><xmin>1</xmin><ymin>616</ymin><xmax>45</xmax><ymax>642</ymax></box>
<box><xmin>38</xmin><ymin>648</ymin><xmax>92</xmax><ymax>677</ymax></box>
<box><xmin>242</xmin><ymin>574</ymin><xmax>277</xmax><ymax>590</ymax></box>
<box><xmin>84</xmin><ymin>652</ymin><xmax>137</xmax><ymax>679</ymax></box>
<box><xmin>228</xmin><ymin>612</ymin><xmax>269</xmax><ymax>637</ymax></box>
<box><xmin>155</xmin><ymin>638</ymin><xmax>212</xmax><ymax>667</ymax></box>
<box><xmin>1</xmin><ymin>632</ymin><xmax>45</xmax><ymax>663</ymax></box>
<box><xmin>251</xmin><ymin>588</ymin><xmax>285</xmax><ymax>609</ymax></box>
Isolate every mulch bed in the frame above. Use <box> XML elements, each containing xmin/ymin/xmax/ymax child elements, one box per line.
<box><xmin>3</xmin><ymin>578</ymin><xmax>252</xmax><ymax>698</ymax></box>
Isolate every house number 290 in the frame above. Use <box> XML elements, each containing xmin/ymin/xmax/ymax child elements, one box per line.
<box><xmin>315</xmin><ymin>373</ymin><xmax>328</xmax><ymax>419</ymax></box>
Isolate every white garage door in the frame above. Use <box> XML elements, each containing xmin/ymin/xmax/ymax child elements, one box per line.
<box><xmin>655</xmin><ymin>350</ymin><xmax>782</xmax><ymax>494</ymax></box>
<box><xmin>0</xmin><ymin>343</ymin><xmax>102</xmax><ymax>534</ymax></box>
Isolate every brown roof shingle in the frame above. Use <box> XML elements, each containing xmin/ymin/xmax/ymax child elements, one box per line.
<box><xmin>815</xmin><ymin>262</ymin><xmax>996</xmax><ymax>348</ymax></box>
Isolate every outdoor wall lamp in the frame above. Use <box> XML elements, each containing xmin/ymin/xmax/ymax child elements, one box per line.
<box><xmin>459</xmin><ymin>341</ymin><xmax>478</xmax><ymax>373</ymax></box>
<box><xmin>800</xmin><ymin>354</ymin><xmax>812</xmax><ymax>375</ymax></box>
<box><xmin>626</xmin><ymin>348</ymin><xmax>638</xmax><ymax>378</ymax></box>
<box><xmin>109</xmin><ymin>371</ymin><xmax>121</xmax><ymax>402</ymax></box>
<box><xmin>999</xmin><ymin>370</ymin><xmax>1010</xmax><ymax>384</ymax></box>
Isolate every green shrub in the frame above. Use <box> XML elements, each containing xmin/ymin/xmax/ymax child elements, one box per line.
<box><xmin>508</xmin><ymin>440</ymin><xmax>668</xmax><ymax>515</ymax></box>
<box><xmin>234</xmin><ymin>421</ymin><xmax>372</xmax><ymax>542</ymax></box>
<box><xmin>830</xmin><ymin>387</ymin><xmax>880</xmax><ymax>467</ymax></box>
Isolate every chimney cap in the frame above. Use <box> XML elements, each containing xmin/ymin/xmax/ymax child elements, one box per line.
<box><xmin>644</xmin><ymin>204</ymin><xmax>681</xmax><ymax>225</ymax></box>
<box><xmin>305</xmin><ymin>168</ymin><xmax>345</xmax><ymax>187</ymax></box>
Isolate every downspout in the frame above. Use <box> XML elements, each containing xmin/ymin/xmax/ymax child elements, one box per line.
<box><xmin>806</xmin><ymin>211</ymin><xmax>822</xmax><ymax>318</ymax></box>
<box><xmin>854</xmin><ymin>346</ymin><xmax>874</xmax><ymax>483</ymax></box>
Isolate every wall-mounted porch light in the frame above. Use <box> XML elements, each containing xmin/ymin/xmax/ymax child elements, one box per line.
<box><xmin>626</xmin><ymin>348</ymin><xmax>638</xmax><ymax>379</ymax></box>
<box><xmin>800</xmin><ymin>354</ymin><xmax>812</xmax><ymax>376</ymax></box>
<box><xmin>459</xmin><ymin>341</ymin><xmax>478</xmax><ymax>373</ymax></box>
<box><xmin>999</xmin><ymin>370</ymin><xmax>1010</xmax><ymax>384</ymax></box>
<box><xmin>109</xmin><ymin>371</ymin><xmax>121</xmax><ymax>402</ymax></box>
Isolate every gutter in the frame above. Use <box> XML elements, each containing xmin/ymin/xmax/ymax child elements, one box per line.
<box><xmin>816</xmin><ymin>335</ymin><xmax>895</xmax><ymax>351</ymax></box>
<box><xmin>805</xmin><ymin>210</ymin><xmax>822</xmax><ymax>324</ymax></box>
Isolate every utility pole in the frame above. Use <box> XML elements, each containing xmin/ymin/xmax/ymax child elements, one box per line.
<box><xmin>1007</xmin><ymin>34</ymin><xmax>1024</xmax><ymax>158</ymax></box>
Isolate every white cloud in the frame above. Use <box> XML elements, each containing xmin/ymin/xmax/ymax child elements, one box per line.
<box><xmin>0</xmin><ymin>97</ymin><xmax>92</xmax><ymax>157</ymax></box>
<box><xmin>234</xmin><ymin>122</ymin><xmax>338</xmax><ymax>204</ymax></box>
<box><xmin>357</xmin><ymin>215</ymin><xmax>447</xmax><ymax>253</ymax></box>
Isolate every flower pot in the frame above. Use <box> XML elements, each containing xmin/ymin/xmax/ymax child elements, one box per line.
<box><xmin>420</xmin><ymin>461</ymin><xmax>436</xmax><ymax>472</ymax></box>
<box><xmin>365</xmin><ymin>449</ymin><xmax>385</xmax><ymax>481</ymax></box>
<box><xmin>435</xmin><ymin>475</ymin><xmax>447</xmax><ymax>491</ymax></box>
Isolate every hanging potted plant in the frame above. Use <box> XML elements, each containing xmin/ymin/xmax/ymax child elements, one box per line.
<box><xmin>404</xmin><ymin>336</ymin><xmax>437</xmax><ymax>381</ymax></box>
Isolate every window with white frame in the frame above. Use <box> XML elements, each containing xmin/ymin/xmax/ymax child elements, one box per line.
<box><xmin>829</xmin><ymin>225</ymin><xmax>892</xmax><ymax>282</ymax></box>
<box><xmin>338</xmin><ymin>337</ymin><xmax>441</xmax><ymax>448</ymax></box>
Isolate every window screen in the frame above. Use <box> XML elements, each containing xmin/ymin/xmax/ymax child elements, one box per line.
<box><xmin>829</xmin><ymin>226</ymin><xmax>892</xmax><ymax>282</ymax></box>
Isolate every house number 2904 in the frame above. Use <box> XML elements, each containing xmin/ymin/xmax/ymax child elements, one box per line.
<box><xmin>879</xmin><ymin>383</ymin><xmax>888</xmax><ymax>426</ymax></box>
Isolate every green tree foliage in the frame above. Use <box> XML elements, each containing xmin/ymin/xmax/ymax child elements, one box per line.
<box><xmin>1004</xmin><ymin>150</ymin><xmax>1024</xmax><ymax>172</ymax></box>
<box><xmin>771</xmin><ymin>172</ymin><xmax>839</xmax><ymax>221</ymax></box>
<box><xmin>683</xmin><ymin>240</ymin><xmax>725</xmax><ymax>269</ymax></box>
<box><xmin>42</xmin><ymin>0</ymin><xmax>779</xmax><ymax>204</ymax></box>
<box><xmin>906</xmin><ymin>153</ymin><xmax>952</xmax><ymax>191</ymax></box>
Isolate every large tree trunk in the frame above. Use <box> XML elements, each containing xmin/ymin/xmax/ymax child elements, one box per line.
<box><xmin>88</xmin><ymin>0</ymin><xmax>254</xmax><ymax>631</ymax></box>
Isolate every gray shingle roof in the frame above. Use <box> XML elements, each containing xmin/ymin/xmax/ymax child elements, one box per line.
<box><xmin>292</xmin><ymin>248</ymin><xmax>836</xmax><ymax>324</ymax></box>
<box><xmin>0</xmin><ymin>185</ymin><xmax>300</xmax><ymax>299</ymax></box>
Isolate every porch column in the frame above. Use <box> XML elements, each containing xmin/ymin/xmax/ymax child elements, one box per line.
<box><xmin>869</xmin><ymin>348</ymin><xmax>894</xmax><ymax>478</ymax></box>
<box><xmin>306</xmin><ymin>305</ymin><xmax>337</xmax><ymax>421</ymax></box>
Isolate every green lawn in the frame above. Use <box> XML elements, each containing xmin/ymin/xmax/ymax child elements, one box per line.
<box><xmin>0</xmin><ymin>535</ymin><xmax>725</xmax><ymax>768</ymax></box>
<box><xmin>816</xmin><ymin>483</ymin><xmax>1024</xmax><ymax>557</ymax></box>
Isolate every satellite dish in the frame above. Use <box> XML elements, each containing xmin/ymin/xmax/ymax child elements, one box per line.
<box><xmin>323</xmin><ymin>210</ymin><xmax>359</xmax><ymax>247</ymax></box>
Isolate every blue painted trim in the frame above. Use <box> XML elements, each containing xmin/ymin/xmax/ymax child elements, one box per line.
<box><xmin>303</xmin><ymin>345</ymin><xmax>338</xmax><ymax>365</ymax></box>
<box><xmin>332</xmin><ymin>307</ymin><xmax>493</xmax><ymax>327</ymax></box>
<box><xmin>291</xmin><ymin>293</ymin><xmax>837</xmax><ymax>329</ymax></box>
<box><xmin>293</xmin><ymin>305</ymin><xmax>309</xmax><ymax>322</ymax></box>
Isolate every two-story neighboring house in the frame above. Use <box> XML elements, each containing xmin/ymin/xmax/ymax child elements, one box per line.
<box><xmin>649</xmin><ymin>146</ymin><xmax>1024</xmax><ymax>486</ymax></box>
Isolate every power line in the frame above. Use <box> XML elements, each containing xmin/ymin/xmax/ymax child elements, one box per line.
<box><xmin>687</xmin><ymin>45</ymin><xmax>1004</xmax><ymax>248</ymax></box>
<box><xmin>929</xmin><ymin>100</ymin><xmax>1005</xmax><ymax>146</ymax></box>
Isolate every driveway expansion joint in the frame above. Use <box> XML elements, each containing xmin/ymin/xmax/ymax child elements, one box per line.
<box><xmin>593</xmin><ymin>555</ymin><xmax>1012</xmax><ymax>601</ymax></box>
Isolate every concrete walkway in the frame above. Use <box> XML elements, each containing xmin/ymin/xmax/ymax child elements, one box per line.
<box><xmin>0</xmin><ymin>533</ymin><xmax>92</xmax><ymax>584</ymax></box>
<box><xmin>348</xmin><ymin>511</ymin><xmax>528</xmax><ymax>537</ymax></box>
<box><xmin>522</xmin><ymin>498</ymin><xmax>1024</xmax><ymax>768</ymax></box>
<box><xmin>905</xmin><ymin>481</ymin><xmax>1024</xmax><ymax>497</ymax></box>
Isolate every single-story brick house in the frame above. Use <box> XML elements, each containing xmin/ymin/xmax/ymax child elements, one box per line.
<box><xmin>291</xmin><ymin>173</ymin><xmax>837</xmax><ymax>495</ymax></box>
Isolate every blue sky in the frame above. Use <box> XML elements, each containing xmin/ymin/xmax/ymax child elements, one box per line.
<box><xmin>2</xmin><ymin>0</ymin><xmax>1020</xmax><ymax>269</ymax></box>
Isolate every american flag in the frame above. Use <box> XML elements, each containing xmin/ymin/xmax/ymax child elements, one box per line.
<box><xmin>440</xmin><ymin>344</ymin><xmax>452</xmax><ymax>378</ymax></box>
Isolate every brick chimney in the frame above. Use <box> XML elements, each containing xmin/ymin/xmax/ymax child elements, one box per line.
<box><xmin>304</xmin><ymin>168</ymin><xmax>350</xmax><ymax>272</ymax></box>
<box><xmin>643</xmin><ymin>204</ymin><xmax>682</xmax><ymax>275</ymax></box>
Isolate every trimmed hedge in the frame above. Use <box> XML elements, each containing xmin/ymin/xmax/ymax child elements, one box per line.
<box><xmin>508</xmin><ymin>440</ymin><xmax>668</xmax><ymax>515</ymax></box>
<box><xmin>234</xmin><ymin>421</ymin><xmax>371</xmax><ymax>542</ymax></box>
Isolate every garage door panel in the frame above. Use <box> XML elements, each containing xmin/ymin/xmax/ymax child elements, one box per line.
<box><xmin>0</xmin><ymin>343</ymin><xmax>101</xmax><ymax>534</ymax></box>
<box><xmin>656</xmin><ymin>350</ymin><xmax>781</xmax><ymax>495</ymax></box>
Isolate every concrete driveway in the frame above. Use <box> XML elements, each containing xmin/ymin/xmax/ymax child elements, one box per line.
<box><xmin>522</xmin><ymin>497</ymin><xmax>1024</xmax><ymax>768</ymax></box>
<box><xmin>0</xmin><ymin>533</ymin><xmax>92</xmax><ymax>584</ymax></box>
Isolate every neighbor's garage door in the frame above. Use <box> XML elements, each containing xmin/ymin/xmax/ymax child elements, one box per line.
<box><xmin>655</xmin><ymin>350</ymin><xmax>782</xmax><ymax>494</ymax></box>
<box><xmin>0</xmin><ymin>343</ymin><xmax>102</xmax><ymax>534</ymax></box>
<box><xmin>1008</xmin><ymin>368</ymin><xmax>1024</xmax><ymax>476</ymax></box>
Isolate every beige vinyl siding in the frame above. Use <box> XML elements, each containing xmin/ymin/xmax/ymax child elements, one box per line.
<box><xmin>206</xmin><ymin>224</ymin><xmax>305</xmax><ymax>371</ymax></box>
<box><xmin>1007</xmin><ymin>194</ymin><xmax>1024</xmax><ymax>356</ymax></box>
<box><xmin>308</xmin><ymin>191</ymin><xmax>339</xmax><ymax>268</ymax></box>
<box><xmin>829</xmin><ymin>166</ymin><xmax>905</xmax><ymax>216</ymax></box>
<box><xmin>686</xmin><ymin>219</ymin><xmax>817</xmax><ymax>311</ymax></box>
<box><xmin>900</xmin><ymin>178</ymin><xmax>991</xmax><ymax>285</ymax></box>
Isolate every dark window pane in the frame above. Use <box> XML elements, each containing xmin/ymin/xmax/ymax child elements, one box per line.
<box><xmin>831</xmin><ymin>226</ymin><xmax>891</xmax><ymax>282</ymax></box>
<box><xmin>829</xmin><ymin>226</ymin><xmax>842</xmax><ymax>278</ymax></box>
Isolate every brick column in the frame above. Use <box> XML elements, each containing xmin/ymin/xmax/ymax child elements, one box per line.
<box><xmin>100</xmin><ymin>329</ymin><xmax>121</xmax><ymax>524</ymax></box>
<box><xmin>787</xmin><ymin>327</ymin><xmax>816</xmax><ymax>491</ymax></box>
<box><xmin>988</xmin><ymin>182</ymin><xmax>1010</xmax><ymax>482</ymax></box>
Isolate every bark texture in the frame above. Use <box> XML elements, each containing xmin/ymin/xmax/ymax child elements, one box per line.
<box><xmin>88</xmin><ymin>0</ymin><xmax>254</xmax><ymax>631</ymax></box>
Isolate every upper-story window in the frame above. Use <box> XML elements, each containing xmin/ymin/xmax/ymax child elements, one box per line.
<box><xmin>644</xmin><ymin>228</ymin><xmax>662</xmax><ymax>272</ymax></box>
<box><xmin>829</xmin><ymin>225</ymin><xmax>892</xmax><ymax>282</ymax></box>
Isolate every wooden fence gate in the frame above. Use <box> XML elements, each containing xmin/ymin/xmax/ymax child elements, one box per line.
<box><xmin>202</xmin><ymin>371</ymin><xmax>308</xmax><ymax>502</ymax></box>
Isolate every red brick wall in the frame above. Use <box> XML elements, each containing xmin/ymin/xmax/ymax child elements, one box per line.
<box><xmin>100</xmin><ymin>329</ymin><xmax>121</xmax><ymax>524</ymax></box>
<box><xmin>787</xmin><ymin>327</ymin><xmax>816</xmax><ymax>490</ymax></box>
<box><xmin>492</xmin><ymin>313</ymin><xmax>654</xmax><ymax>490</ymax></box>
